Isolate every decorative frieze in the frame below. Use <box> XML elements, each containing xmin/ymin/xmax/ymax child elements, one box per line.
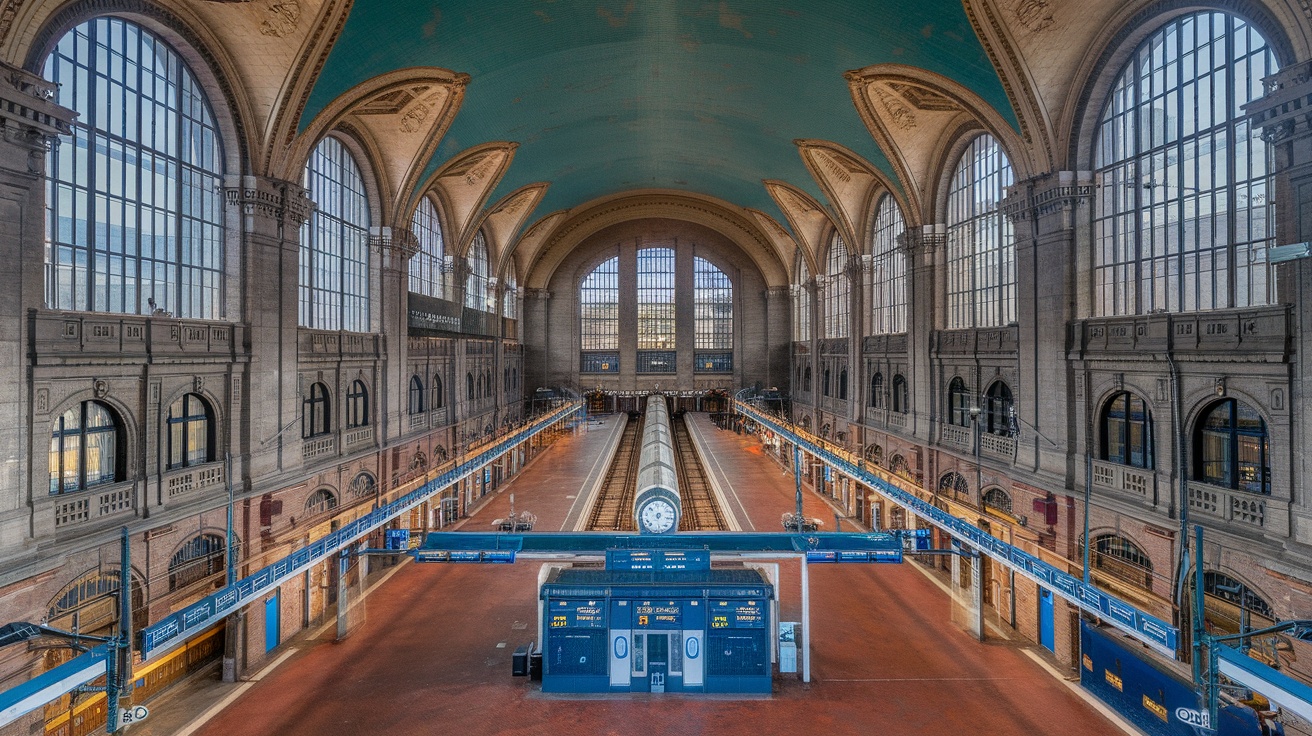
<box><xmin>1074</xmin><ymin>307</ymin><xmax>1291</xmax><ymax>359</ymax></box>
<box><xmin>224</xmin><ymin>176</ymin><xmax>314</xmax><ymax>226</ymax></box>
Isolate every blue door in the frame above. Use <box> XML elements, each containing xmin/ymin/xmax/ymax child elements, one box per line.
<box><xmin>1038</xmin><ymin>588</ymin><xmax>1054</xmax><ymax>652</ymax></box>
<box><xmin>264</xmin><ymin>591</ymin><xmax>281</xmax><ymax>653</ymax></box>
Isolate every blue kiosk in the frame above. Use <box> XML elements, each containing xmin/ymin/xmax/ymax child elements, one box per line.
<box><xmin>539</xmin><ymin>550</ymin><xmax>774</xmax><ymax>694</ymax></box>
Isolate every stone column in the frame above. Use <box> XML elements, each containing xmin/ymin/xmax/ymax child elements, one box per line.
<box><xmin>763</xmin><ymin>286</ymin><xmax>791</xmax><ymax>391</ymax></box>
<box><xmin>1248</xmin><ymin>61</ymin><xmax>1312</xmax><ymax>543</ymax></box>
<box><xmin>899</xmin><ymin>225</ymin><xmax>945</xmax><ymax>445</ymax></box>
<box><xmin>523</xmin><ymin>288</ymin><xmax>551</xmax><ymax>391</ymax></box>
<box><xmin>371</xmin><ymin>227</ymin><xmax>419</xmax><ymax>445</ymax></box>
<box><xmin>676</xmin><ymin>241</ymin><xmax>695</xmax><ymax>383</ymax></box>
<box><xmin>225</xmin><ymin>175</ymin><xmax>313</xmax><ymax>485</ymax></box>
<box><xmin>618</xmin><ymin>239</ymin><xmax>638</xmax><ymax>388</ymax></box>
<box><xmin>0</xmin><ymin>61</ymin><xmax>75</xmax><ymax>555</ymax></box>
<box><xmin>1003</xmin><ymin>172</ymin><xmax>1092</xmax><ymax>482</ymax></box>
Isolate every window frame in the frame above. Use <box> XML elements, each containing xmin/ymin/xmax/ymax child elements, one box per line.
<box><xmin>166</xmin><ymin>393</ymin><xmax>213</xmax><ymax>470</ymax></box>
<box><xmin>346</xmin><ymin>379</ymin><xmax>369</xmax><ymax>429</ymax></box>
<box><xmin>869</xmin><ymin>195</ymin><xmax>907</xmax><ymax>335</ymax></box>
<box><xmin>1100</xmin><ymin>391</ymin><xmax>1154</xmax><ymax>468</ymax></box>
<box><xmin>49</xmin><ymin>400</ymin><xmax>123</xmax><ymax>494</ymax></box>
<box><xmin>300</xmin><ymin>135</ymin><xmax>371</xmax><ymax>332</ymax></box>
<box><xmin>945</xmin><ymin>135</ymin><xmax>1015</xmax><ymax>329</ymax></box>
<box><xmin>302</xmin><ymin>382</ymin><xmax>331</xmax><ymax>439</ymax></box>
<box><xmin>1194</xmin><ymin>398</ymin><xmax>1270</xmax><ymax>494</ymax></box>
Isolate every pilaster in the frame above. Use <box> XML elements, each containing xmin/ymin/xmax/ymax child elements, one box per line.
<box><xmin>898</xmin><ymin>225</ymin><xmax>945</xmax><ymax>445</ymax></box>
<box><xmin>371</xmin><ymin>226</ymin><xmax>419</xmax><ymax>445</ymax></box>
<box><xmin>764</xmin><ymin>286</ymin><xmax>791</xmax><ymax>391</ymax></box>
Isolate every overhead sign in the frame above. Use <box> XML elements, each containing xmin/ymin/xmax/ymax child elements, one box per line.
<box><xmin>140</xmin><ymin>403</ymin><xmax>578</xmax><ymax>659</ymax></box>
<box><xmin>736</xmin><ymin>401</ymin><xmax>1179</xmax><ymax>656</ymax></box>
<box><xmin>606</xmin><ymin>549</ymin><xmax>711</xmax><ymax>572</ymax></box>
<box><xmin>805</xmin><ymin>548</ymin><xmax>902</xmax><ymax>564</ymax></box>
<box><xmin>412</xmin><ymin>549</ymin><xmax>516</xmax><ymax>563</ymax></box>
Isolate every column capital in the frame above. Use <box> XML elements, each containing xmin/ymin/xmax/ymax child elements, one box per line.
<box><xmin>0</xmin><ymin>60</ymin><xmax>75</xmax><ymax>171</ymax></box>
<box><xmin>765</xmin><ymin>285</ymin><xmax>791</xmax><ymax>300</ymax></box>
<box><xmin>224</xmin><ymin>175</ymin><xmax>314</xmax><ymax>226</ymax></box>
<box><xmin>525</xmin><ymin>287</ymin><xmax>552</xmax><ymax>301</ymax></box>
<box><xmin>1001</xmin><ymin>171</ymin><xmax>1094</xmax><ymax>224</ymax></box>
<box><xmin>1247</xmin><ymin>60</ymin><xmax>1312</xmax><ymax>150</ymax></box>
<box><xmin>897</xmin><ymin>225</ymin><xmax>947</xmax><ymax>256</ymax></box>
<box><xmin>369</xmin><ymin>226</ymin><xmax>420</xmax><ymax>259</ymax></box>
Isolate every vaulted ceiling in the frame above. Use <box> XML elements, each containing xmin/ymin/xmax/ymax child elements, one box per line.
<box><xmin>302</xmin><ymin>0</ymin><xmax>1018</xmax><ymax>229</ymax></box>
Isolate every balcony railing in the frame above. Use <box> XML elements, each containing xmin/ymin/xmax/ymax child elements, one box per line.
<box><xmin>165</xmin><ymin>463</ymin><xmax>225</xmax><ymax>498</ymax></box>
<box><xmin>51</xmin><ymin>481</ymin><xmax>135</xmax><ymax>529</ymax></box>
<box><xmin>1188</xmin><ymin>481</ymin><xmax>1266</xmax><ymax>529</ymax></box>
<box><xmin>343</xmin><ymin>426</ymin><xmax>374</xmax><ymax>451</ymax></box>
<box><xmin>1089</xmin><ymin>459</ymin><xmax>1154</xmax><ymax>503</ymax></box>
<box><xmin>302</xmin><ymin>436</ymin><xmax>336</xmax><ymax>460</ymax></box>
<box><xmin>887</xmin><ymin>412</ymin><xmax>907</xmax><ymax>429</ymax></box>
<box><xmin>940</xmin><ymin>424</ymin><xmax>971</xmax><ymax>450</ymax></box>
<box><xmin>980</xmin><ymin>433</ymin><xmax>1016</xmax><ymax>461</ymax></box>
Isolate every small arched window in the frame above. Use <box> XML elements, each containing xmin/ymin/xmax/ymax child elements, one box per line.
<box><xmin>889</xmin><ymin>454</ymin><xmax>910</xmax><ymax>479</ymax></box>
<box><xmin>948</xmin><ymin>378</ymin><xmax>971</xmax><ymax>427</ymax></box>
<box><xmin>1204</xmin><ymin>571</ymin><xmax>1274</xmax><ymax>621</ymax></box>
<box><xmin>1088</xmin><ymin>533</ymin><xmax>1154</xmax><ymax>590</ymax></box>
<box><xmin>982</xmin><ymin>488</ymin><xmax>1013</xmax><ymax>515</ymax></box>
<box><xmin>302</xmin><ymin>382</ymin><xmax>331</xmax><ymax>439</ymax></box>
<box><xmin>50</xmin><ymin>401</ymin><xmax>123</xmax><ymax>494</ymax></box>
<box><xmin>167</xmin><ymin>394</ymin><xmax>214</xmax><ymax>469</ymax></box>
<box><xmin>305</xmin><ymin>488</ymin><xmax>338</xmax><ymax>517</ymax></box>
<box><xmin>938</xmin><ymin>471</ymin><xmax>970</xmax><ymax>502</ymax></box>
<box><xmin>1101</xmin><ymin>391</ymin><xmax>1152</xmax><ymax>468</ymax></box>
<box><xmin>823</xmin><ymin>368</ymin><xmax>832</xmax><ymax>397</ymax></box>
<box><xmin>1195</xmin><ymin>399</ymin><xmax>1270</xmax><ymax>494</ymax></box>
<box><xmin>168</xmin><ymin>533</ymin><xmax>226</xmax><ymax>592</ymax></box>
<box><xmin>346</xmin><ymin>380</ymin><xmax>369</xmax><ymax>429</ymax></box>
<box><xmin>432</xmin><ymin>374</ymin><xmax>445</xmax><ymax>409</ymax></box>
<box><xmin>871</xmin><ymin>373</ymin><xmax>884</xmax><ymax>409</ymax></box>
<box><xmin>985</xmin><ymin>381</ymin><xmax>1013</xmax><ymax>436</ymax></box>
<box><xmin>892</xmin><ymin>375</ymin><xmax>909</xmax><ymax>414</ymax></box>
<box><xmin>409</xmin><ymin>375</ymin><xmax>425</xmax><ymax>415</ymax></box>
<box><xmin>803</xmin><ymin>366</ymin><xmax>813</xmax><ymax>392</ymax></box>
<box><xmin>865</xmin><ymin>444</ymin><xmax>883</xmax><ymax>465</ymax></box>
<box><xmin>466</xmin><ymin>372</ymin><xmax>475</xmax><ymax>401</ymax></box>
<box><xmin>838</xmin><ymin>369</ymin><xmax>849</xmax><ymax>401</ymax></box>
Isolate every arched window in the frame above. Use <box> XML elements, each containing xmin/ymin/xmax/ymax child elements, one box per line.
<box><xmin>432</xmin><ymin>374</ymin><xmax>444</xmax><ymax>409</ymax></box>
<box><xmin>410</xmin><ymin>197</ymin><xmax>448</xmax><ymax>299</ymax></box>
<box><xmin>466</xmin><ymin>372</ymin><xmax>475</xmax><ymax>401</ymax></box>
<box><xmin>869</xmin><ymin>195</ymin><xmax>907</xmax><ymax>334</ymax></box>
<box><xmin>301</xmin><ymin>136</ymin><xmax>370</xmax><ymax>332</ymax></box>
<box><xmin>1195</xmin><ymin>399</ymin><xmax>1269</xmax><ymax>493</ymax></box>
<box><xmin>1086</xmin><ymin>533</ymin><xmax>1154</xmax><ymax>590</ymax></box>
<box><xmin>1204</xmin><ymin>571</ymin><xmax>1274</xmax><ymax>621</ymax></box>
<box><xmin>984</xmin><ymin>381</ymin><xmax>1013</xmax><ymax>437</ymax></box>
<box><xmin>512</xmin><ymin>368</ymin><xmax>518</xmax><ymax>390</ymax></box>
<box><xmin>892</xmin><ymin>375</ymin><xmax>909</xmax><ymax>414</ymax></box>
<box><xmin>465</xmin><ymin>230</ymin><xmax>491</xmax><ymax>311</ymax></box>
<box><xmin>408</xmin><ymin>375</ymin><xmax>425</xmax><ymax>414</ymax></box>
<box><xmin>694</xmin><ymin>257</ymin><xmax>734</xmax><ymax>372</ymax></box>
<box><xmin>1101</xmin><ymin>392</ymin><xmax>1153</xmax><ymax>468</ymax></box>
<box><xmin>946</xmin><ymin>135</ymin><xmax>1015</xmax><ymax>328</ymax></box>
<box><xmin>1093</xmin><ymin>12</ymin><xmax>1277</xmax><ymax>315</ymax></box>
<box><xmin>346</xmin><ymin>380</ymin><xmax>369</xmax><ymax>429</ymax></box>
<box><xmin>948</xmin><ymin>377</ymin><xmax>972</xmax><ymax>427</ymax></box>
<box><xmin>794</xmin><ymin>255</ymin><xmax>811</xmax><ymax>342</ymax></box>
<box><xmin>347</xmin><ymin>472</ymin><xmax>376</xmax><ymax>501</ymax></box>
<box><xmin>822</xmin><ymin>368</ymin><xmax>832</xmax><ymax>397</ymax></box>
<box><xmin>823</xmin><ymin>233</ymin><xmax>850</xmax><ymax>338</ymax></box>
<box><xmin>838</xmin><ymin>368</ymin><xmax>849</xmax><ymax>401</ymax></box>
<box><xmin>637</xmin><ymin>248</ymin><xmax>676</xmax><ymax>374</ymax></box>
<box><xmin>982</xmin><ymin>488</ymin><xmax>1013</xmax><ymax>515</ymax></box>
<box><xmin>502</xmin><ymin>273</ymin><xmax>518</xmax><ymax>319</ymax></box>
<box><xmin>167</xmin><ymin>394</ymin><xmax>213</xmax><ymax>469</ymax></box>
<box><xmin>168</xmin><ymin>533</ymin><xmax>226</xmax><ymax>592</ymax></box>
<box><xmin>302</xmin><ymin>382</ymin><xmax>331</xmax><ymax>439</ymax></box>
<box><xmin>889</xmin><ymin>454</ymin><xmax>910</xmax><ymax>479</ymax></box>
<box><xmin>938</xmin><ymin>471</ymin><xmax>970</xmax><ymax>502</ymax></box>
<box><xmin>47</xmin><ymin>568</ymin><xmax>145</xmax><ymax>636</ymax></box>
<box><xmin>871</xmin><ymin>372</ymin><xmax>884</xmax><ymax>409</ymax></box>
<box><xmin>304</xmin><ymin>488</ymin><xmax>337</xmax><ymax>516</ymax></box>
<box><xmin>865</xmin><ymin>445</ymin><xmax>884</xmax><ymax>466</ymax></box>
<box><xmin>803</xmin><ymin>366</ymin><xmax>812</xmax><ymax>392</ymax></box>
<box><xmin>45</xmin><ymin>18</ymin><xmax>225</xmax><ymax>318</ymax></box>
<box><xmin>50</xmin><ymin>401</ymin><xmax>122</xmax><ymax>494</ymax></box>
<box><xmin>580</xmin><ymin>256</ymin><xmax>619</xmax><ymax>372</ymax></box>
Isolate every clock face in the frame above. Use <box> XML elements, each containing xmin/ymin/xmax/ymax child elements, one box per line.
<box><xmin>640</xmin><ymin>499</ymin><xmax>677</xmax><ymax>534</ymax></box>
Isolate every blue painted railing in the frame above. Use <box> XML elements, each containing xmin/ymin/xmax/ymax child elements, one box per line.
<box><xmin>140</xmin><ymin>402</ymin><xmax>581</xmax><ymax>660</ymax></box>
<box><xmin>735</xmin><ymin>400</ymin><xmax>1179</xmax><ymax>656</ymax></box>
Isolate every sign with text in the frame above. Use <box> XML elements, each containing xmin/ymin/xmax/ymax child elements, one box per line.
<box><xmin>710</xmin><ymin>600</ymin><xmax>765</xmax><ymax>629</ymax></box>
<box><xmin>606</xmin><ymin>549</ymin><xmax>711</xmax><ymax>572</ymax></box>
<box><xmin>549</xmin><ymin>600</ymin><xmax>607</xmax><ymax>629</ymax></box>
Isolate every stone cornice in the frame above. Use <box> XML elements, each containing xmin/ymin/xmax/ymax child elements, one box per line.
<box><xmin>224</xmin><ymin>175</ymin><xmax>314</xmax><ymax>226</ymax></box>
<box><xmin>0</xmin><ymin>59</ymin><xmax>74</xmax><ymax>161</ymax></box>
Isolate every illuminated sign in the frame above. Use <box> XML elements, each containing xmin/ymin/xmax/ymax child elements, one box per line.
<box><xmin>710</xmin><ymin>599</ymin><xmax>764</xmax><ymax>628</ymax></box>
<box><xmin>634</xmin><ymin>602</ymin><xmax>682</xmax><ymax>628</ymax></box>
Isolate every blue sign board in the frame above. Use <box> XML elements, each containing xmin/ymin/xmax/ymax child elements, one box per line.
<box><xmin>737</xmin><ymin>401</ymin><xmax>1180</xmax><ymax>656</ymax></box>
<box><xmin>549</xmin><ymin>600</ymin><xmax>608</xmax><ymax>629</ymax></box>
<box><xmin>385</xmin><ymin>529</ymin><xmax>410</xmax><ymax>551</ymax></box>
<box><xmin>635</xmin><ymin>602</ymin><xmax>683</xmax><ymax>629</ymax></box>
<box><xmin>138</xmin><ymin>402</ymin><xmax>579</xmax><ymax>659</ymax></box>
<box><xmin>709</xmin><ymin>599</ymin><xmax>764</xmax><ymax>629</ymax></box>
<box><xmin>606</xmin><ymin>549</ymin><xmax>712</xmax><ymax>572</ymax></box>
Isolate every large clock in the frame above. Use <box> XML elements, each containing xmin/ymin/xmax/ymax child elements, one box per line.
<box><xmin>638</xmin><ymin>498</ymin><xmax>677</xmax><ymax>534</ymax></box>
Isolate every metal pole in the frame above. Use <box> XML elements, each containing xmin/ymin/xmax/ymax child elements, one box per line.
<box><xmin>1192</xmin><ymin>524</ymin><xmax>1205</xmax><ymax>687</ymax></box>
<box><xmin>1083</xmin><ymin>454</ymin><xmax>1092</xmax><ymax>583</ymax></box>
<box><xmin>793</xmin><ymin>444</ymin><xmax>804</xmax><ymax>530</ymax></box>
<box><xmin>107</xmin><ymin>526</ymin><xmax>131</xmax><ymax>733</ymax></box>
<box><xmin>226</xmin><ymin>453</ymin><xmax>236</xmax><ymax>588</ymax></box>
<box><xmin>801</xmin><ymin>553</ymin><xmax>811</xmax><ymax>684</ymax></box>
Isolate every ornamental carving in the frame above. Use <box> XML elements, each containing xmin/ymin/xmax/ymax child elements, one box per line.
<box><xmin>872</xmin><ymin>86</ymin><xmax>916</xmax><ymax>130</ymax></box>
<box><xmin>260</xmin><ymin>0</ymin><xmax>301</xmax><ymax>38</ymax></box>
<box><xmin>1010</xmin><ymin>0</ymin><xmax>1054</xmax><ymax>33</ymax></box>
<box><xmin>93</xmin><ymin>379</ymin><xmax>109</xmax><ymax>399</ymax></box>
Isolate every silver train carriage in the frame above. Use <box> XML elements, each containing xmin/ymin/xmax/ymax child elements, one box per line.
<box><xmin>633</xmin><ymin>395</ymin><xmax>680</xmax><ymax>534</ymax></box>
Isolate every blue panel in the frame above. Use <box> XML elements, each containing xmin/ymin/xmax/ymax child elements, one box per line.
<box><xmin>1080</xmin><ymin>622</ymin><xmax>1202</xmax><ymax>736</ymax></box>
<box><xmin>1039</xmin><ymin>588</ymin><xmax>1054</xmax><ymax>652</ymax></box>
<box><xmin>264</xmin><ymin>592</ymin><xmax>280</xmax><ymax>653</ymax></box>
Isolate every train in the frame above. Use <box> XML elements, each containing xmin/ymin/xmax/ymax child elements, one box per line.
<box><xmin>633</xmin><ymin>394</ymin><xmax>681</xmax><ymax>534</ymax></box>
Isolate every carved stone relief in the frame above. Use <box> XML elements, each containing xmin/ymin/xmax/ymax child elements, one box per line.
<box><xmin>260</xmin><ymin>0</ymin><xmax>301</xmax><ymax>38</ymax></box>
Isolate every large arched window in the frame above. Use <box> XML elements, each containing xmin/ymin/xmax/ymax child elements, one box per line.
<box><xmin>301</xmin><ymin>136</ymin><xmax>370</xmax><ymax>332</ymax></box>
<box><xmin>346</xmin><ymin>379</ymin><xmax>368</xmax><ymax>429</ymax></box>
<box><xmin>1093</xmin><ymin>12</ymin><xmax>1277</xmax><ymax>315</ymax></box>
<box><xmin>870</xmin><ymin>372</ymin><xmax>884</xmax><ymax>409</ymax></box>
<box><xmin>794</xmin><ymin>256</ymin><xmax>811</xmax><ymax>342</ymax></box>
<box><xmin>503</xmin><ymin>273</ymin><xmax>518</xmax><ymax>319</ymax></box>
<box><xmin>466</xmin><ymin>372</ymin><xmax>475</xmax><ymax>401</ymax></box>
<box><xmin>431</xmin><ymin>374</ymin><xmax>445</xmax><ymax>409</ymax></box>
<box><xmin>823</xmin><ymin>233</ymin><xmax>850</xmax><ymax>339</ymax></box>
<box><xmin>869</xmin><ymin>195</ymin><xmax>907</xmax><ymax>334</ymax></box>
<box><xmin>302</xmin><ymin>382</ymin><xmax>331</xmax><ymax>439</ymax></box>
<box><xmin>50</xmin><ymin>401</ymin><xmax>122</xmax><ymax>494</ymax></box>
<box><xmin>1101</xmin><ymin>392</ymin><xmax>1153</xmax><ymax>468</ymax></box>
<box><xmin>1195</xmin><ymin>398</ymin><xmax>1269</xmax><ymax>494</ymax></box>
<box><xmin>408</xmin><ymin>375</ymin><xmax>425</xmax><ymax>414</ymax></box>
<box><xmin>168</xmin><ymin>533</ymin><xmax>226</xmax><ymax>592</ymax></box>
<box><xmin>984</xmin><ymin>381</ymin><xmax>1013</xmax><ymax>437</ymax></box>
<box><xmin>892</xmin><ymin>375</ymin><xmax>909</xmax><ymax>414</ymax></box>
<box><xmin>580</xmin><ymin>256</ymin><xmax>619</xmax><ymax>373</ymax></box>
<box><xmin>167</xmin><ymin>394</ymin><xmax>213</xmax><ymax>469</ymax></box>
<box><xmin>409</xmin><ymin>197</ymin><xmax>448</xmax><ymax>299</ymax></box>
<box><xmin>45</xmin><ymin>18</ymin><xmax>225</xmax><ymax>318</ymax></box>
<box><xmin>694</xmin><ymin>257</ymin><xmax>734</xmax><ymax>372</ymax></box>
<box><xmin>946</xmin><ymin>135</ymin><xmax>1015</xmax><ymax>329</ymax></box>
<box><xmin>938</xmin><ymin>471</ymin><xmax>970</xmax><ymax>502</ymax></box>
<box><xmin>948</xmin><ymin>377</ymin><xmax>971</xmax><ymax>427</ymax></box>
<box><xmin>465</xmin><ymin>231</ymin><xmax>491</xmax><ymax>311</ymax></box>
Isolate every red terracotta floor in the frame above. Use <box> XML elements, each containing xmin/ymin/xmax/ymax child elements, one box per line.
<box><xmin>190</xmin><ymin>414</ymin><xmax>1120</xmax><ymax>736</ymax></box>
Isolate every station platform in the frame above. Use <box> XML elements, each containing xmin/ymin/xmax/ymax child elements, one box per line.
<box><xmin>138</xmin><ymin>412</ymin><xmax>1129</xmax><ymax>736</ymax></box>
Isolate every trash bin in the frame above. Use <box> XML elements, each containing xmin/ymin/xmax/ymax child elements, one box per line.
<box><xmin>512</xmin><ymin>644</ymin><xmax>530</xmax><ymax>677</ymax></box>
<box><xmin>529</xmin><ymin>644</ymin><xmax>543</xmax><ymax>681</ymax></box>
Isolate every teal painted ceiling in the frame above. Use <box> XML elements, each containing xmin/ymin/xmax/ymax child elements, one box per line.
<box><xmin>305</xmin><ymin>1</ymin><xmax>1017</xmax><ymax>227</ymax></box>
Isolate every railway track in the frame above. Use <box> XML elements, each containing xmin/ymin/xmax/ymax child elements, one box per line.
<box><xmin>585</xmin><ymin>414</ymin><xmax>641</xmax><ymax>531</ymax></box>
<box><xmin>671</xmin><ymin>413</ymin><xmax>727</xmax><ymax>531</ymax></box>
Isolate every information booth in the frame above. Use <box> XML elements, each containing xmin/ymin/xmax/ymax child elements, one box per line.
<box><xmin>539</xmin><ymin>550</ymin><xmax>774</xmax><ymax>694</ymax></box>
